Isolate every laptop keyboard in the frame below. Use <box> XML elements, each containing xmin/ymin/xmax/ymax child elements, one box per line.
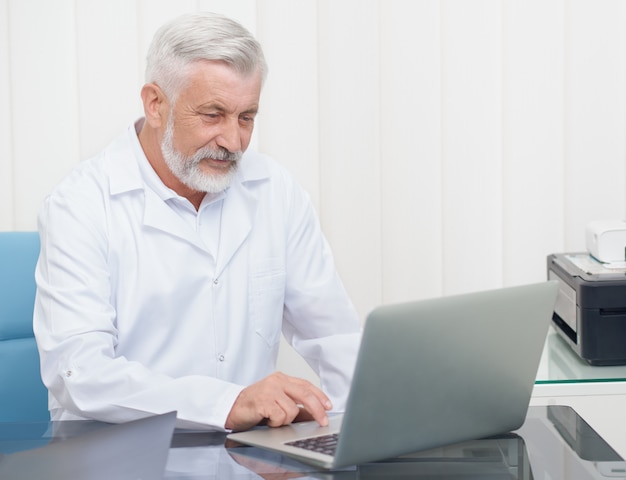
<box><xmin>285</xmin><ymin>433</ymin><xmax>339</xmax><ymax>456</ymax></box>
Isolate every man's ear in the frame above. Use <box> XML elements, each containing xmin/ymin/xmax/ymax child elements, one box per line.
<box><xmin>141</xmin><ymin>83</ymin><xmax>168</xmax><ymax>128</ymax></box>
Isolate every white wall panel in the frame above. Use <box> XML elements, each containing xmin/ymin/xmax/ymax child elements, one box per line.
<box><xmin>564</xmin><ymin>0</ymin><xmax>626</xmax><ymax>251</ymax></box>
<box><xmin>380</xmin><ymin>0</ymin><xmax>443</xmax><ymax>303</ymax></box>
<box><xmin>318</xmin><ymin>0</ymin><xmax>382</xmax><ymax>319</ymax></box>
<box><xmin>441</xmin><ymin>0</ymin><xmax>503</xmax><ymax>295</ymax></box>
<box><xmin>9</xmin><ymin>0</ymin><xmax>80</xmax><ymax>230</ymax></box>
<box><xmin>502</xmin><ymin>0</ymin><xmax>565</xmax><ymax>286</ymax></box>
<box><xmin>76</xmin><ymin>0</ymin><xmax>142</xmax><ymax>160</ymax></box>
<box><xmin>256</xmin><ymin>0</ymin><xmax>321</xmax><ymax>209</ymax></box>
<box><xmin>0</xmin><ymin>0</ymin><xmax>14</xmax><ymax>228</ymax></box>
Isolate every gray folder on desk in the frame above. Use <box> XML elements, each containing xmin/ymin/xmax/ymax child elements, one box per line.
<box><xmin>0</xmin><ymin>411</ymin><xmax>176</xmax><ymax>480</ymax></box>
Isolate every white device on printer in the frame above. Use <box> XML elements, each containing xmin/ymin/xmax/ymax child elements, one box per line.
<box><xmin>586</xmin><ymin>219</ymin><xmax>626</xmax><ymax>266</ymax></box>
<box><xmin>547</xmin><ymin>219</ymin><xmax>626</xmax><ymax>366</ymax></box>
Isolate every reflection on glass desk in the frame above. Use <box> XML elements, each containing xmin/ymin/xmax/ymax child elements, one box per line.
<box><xmin>1</xmin><ymin>406</ymin><xmax>624</xmax><ymax>479</ymax></box>
<box><xmin>536</xmin><ymin>326</ymin><xmax>626</xmax><ymax>384</ymax></box>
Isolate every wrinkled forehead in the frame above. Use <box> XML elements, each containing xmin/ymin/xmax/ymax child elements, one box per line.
<box><xmin>173</xmin><ymin>60</ymin><xmax>262</xmax><ymax>112</ymax></box>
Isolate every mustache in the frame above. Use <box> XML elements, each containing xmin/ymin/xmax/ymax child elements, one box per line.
<box><xmin>193</xmin><ymin>146</ymin><xmax>242</xmax><ymax>163</ymax></box>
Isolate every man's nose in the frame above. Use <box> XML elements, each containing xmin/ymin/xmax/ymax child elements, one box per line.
<box><xmin>216</xmin><ymin>117</ymin><xmax>242</xmax><ymax>153</ymax></box>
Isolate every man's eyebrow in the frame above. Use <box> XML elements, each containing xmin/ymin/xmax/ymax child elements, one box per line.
<box><xmin>242</xmin><ymin>106</ymin><xmax>259</xmax><ymax>115</ymax></box>
<box><xmin>196</xmin><ymin>103</ymin><xmax>259</xmax><ymax>115</ymax></box>
<box><xmin>196</xmin><ymin>102</ymin><xmax>225</xmax><ymax>112</ymax></box>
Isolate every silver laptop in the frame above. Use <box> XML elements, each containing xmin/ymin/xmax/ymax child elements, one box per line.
<box><xmin>228</xmin><ymin>281</ymin><xmax>558</xmax><ymax>469</ymax></box>
<box><xmin>0</xmin><ymin>411</ymin><xmax>176</xmax><ymax>479</ymax></box>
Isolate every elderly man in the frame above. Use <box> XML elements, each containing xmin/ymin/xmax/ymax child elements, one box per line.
<box><xmin>34</xmin><ymin>12</ymin><xmax>361</xmax><ymax>431</ymax></box>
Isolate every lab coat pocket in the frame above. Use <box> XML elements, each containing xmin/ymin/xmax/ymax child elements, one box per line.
<box><xmin>249</xmin><ymin>258</ymin><xmax>286</xmax><ymax>347</ymax></box>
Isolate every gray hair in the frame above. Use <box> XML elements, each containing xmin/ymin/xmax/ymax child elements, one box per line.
<box><xmin>145</xmin><ymin>12</ymin><xmax>268</xmax><ymax>101</ymax></box>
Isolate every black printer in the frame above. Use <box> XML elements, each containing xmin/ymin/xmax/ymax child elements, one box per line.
<box><xmin>547</xmin><ymin>253</ymin><xmax>626</xmax><ymax>365</ymax></box>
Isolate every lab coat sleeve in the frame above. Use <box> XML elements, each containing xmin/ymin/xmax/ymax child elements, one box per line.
<box><xmin>280</xmin><ymin>180</ymin><xmax>363</xmax><ymax>412</ymax></box>
<box><xmin>33</xmin><ymin>169</ymin><xmax>242</xmax><ymax>431</ymax></box>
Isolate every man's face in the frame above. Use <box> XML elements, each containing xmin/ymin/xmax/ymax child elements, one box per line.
<box><xmin>160</xmin><ymin>61</ymin><xmax>262</xmax><ymax>193</ymax></box>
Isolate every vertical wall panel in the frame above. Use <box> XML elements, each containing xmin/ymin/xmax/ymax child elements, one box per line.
<box><xmin>502</xmin><ymin>0</ymin><xmax>565</xmax><ymax>286</ymax></box>
<box><xmin>76</xmin><ymin>0</ymin><xmax>142</xmax><ymax>161</ymax></box>
<box><xmin>380</xmin><ymin>0</ymin><xmax>443</xmax><ymax>303</ymax></box>
<box><xmin>440</xmin><ymin>0</ymin><xmax>503</xmax><ymax>295</ymax></box>
<box><xmin>0</xmin><ymin>0</ymin><xmax>14</xmax><ymax>229</ymax></box>
<box><xmin>9</xmin><ymin>0</ymin><xmax>80</xmax><ymax>230</ymax></box>
<box><xmin>318</xmin><ymin>0</ymin><xmax>382</xmax><ymax>319</ymax></box>
<box><xmin>564</xmin><ymin>0</ymin><xmax>626</xmax><ymax>251</ymax></box>
<box><xmin>256</xmin><ymin>0</ymin><xmax>321</xmax><ymax>209</ymax></box>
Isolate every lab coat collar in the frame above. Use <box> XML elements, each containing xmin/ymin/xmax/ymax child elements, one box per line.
<box><xmin>106</xmin><ymin>122</ymin><xmax>271</xmax><ymax>265</ymax></box>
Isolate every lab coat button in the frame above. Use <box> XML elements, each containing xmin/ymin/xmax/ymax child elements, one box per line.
<box><xmin>218</xmin><ymin>354</ymin><xmax>225</xmax><ymax>362</ymax></box>
<box><xmin>213</xmin><ymin>278</ymin><xmax>219</xmax><ymax>286</ymax></box>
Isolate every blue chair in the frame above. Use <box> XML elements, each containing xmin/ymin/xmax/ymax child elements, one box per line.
<box><xmin>0</xmin><ymin>231</ymin><xmax>49</xmax><ymax>422</ymax></box>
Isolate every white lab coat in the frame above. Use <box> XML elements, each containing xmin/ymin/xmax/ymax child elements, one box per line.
<box><xmin>33</xmin><ymin>121</ymin><xmax>362</xmax><ymax>430</ymax></box>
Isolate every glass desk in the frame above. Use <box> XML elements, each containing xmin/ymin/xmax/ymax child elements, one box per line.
<box><xmin>0</xmin><ymin>406</ymin><xmax>624</xmax><ymax>479</ymax></box>
<box><xmin>537</xmin><ymin>325</ymin><xmax>626</xmax><ymax>384</ymax></box>
<box><xmin>534</xmin><ymin>325</ymin><xmax>626</xmax><ymax>398</ymax></box>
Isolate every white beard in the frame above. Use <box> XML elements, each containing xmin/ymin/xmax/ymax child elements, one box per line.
<box><xmin>160</xmin><ymin>115</ymin><xmax>242</xmax><ymax>193</ymax></box>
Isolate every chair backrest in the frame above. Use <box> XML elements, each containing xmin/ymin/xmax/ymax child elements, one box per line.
<box><xmin>0</xmin><ymin>231</ymin><xmax>49</xmax><ymax>421</ymax></box>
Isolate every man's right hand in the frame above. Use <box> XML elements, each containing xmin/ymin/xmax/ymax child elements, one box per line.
<box><xmin>225</xmin><ymin>372</ymin><xmax>333</xmax><ymax>432</ymax></box>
